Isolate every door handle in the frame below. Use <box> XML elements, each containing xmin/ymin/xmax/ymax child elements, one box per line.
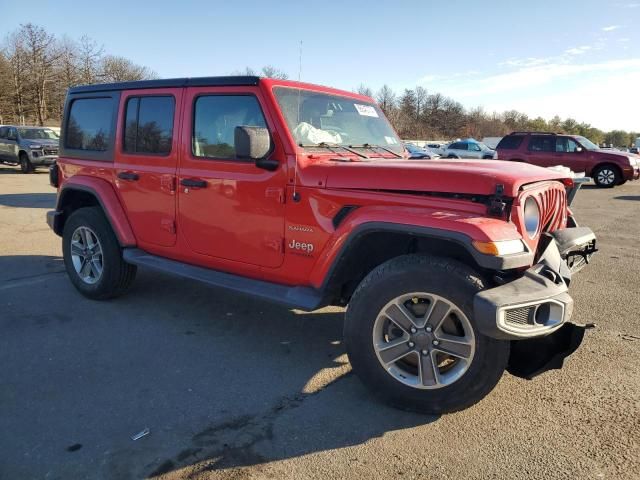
<box><xmin>180</xmin><ymin>178</ymin><xmax>207</xmax><ymax>188</ymax></box>
<box><xmin>117</xmin><ymin>171</ymin><xmax>139</xmax><ymax>181</ymax></box>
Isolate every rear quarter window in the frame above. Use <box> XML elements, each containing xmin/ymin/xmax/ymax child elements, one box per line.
<box><xmin>496</xmin><ymin>136</ymin><xmax>524</xmax><ymax>150</ymax></box>
<box><xmin>62</xmin><ymin>93</ymin><xmax>119</xmax><ymax>161</ymax></box>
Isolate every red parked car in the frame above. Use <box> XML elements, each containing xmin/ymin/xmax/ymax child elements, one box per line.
<box><xmin>47</xmin><ymin>77</ymin><xmax>597</xmax><ymax>414</ymax></box>
<box><xmin>496</xmin><ymin>131</ymin><xmax>640</xmax><ymax>187</ymax></box>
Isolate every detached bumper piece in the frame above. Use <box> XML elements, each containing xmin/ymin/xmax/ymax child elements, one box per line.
<box><xmin>474</xmin><ymin>226</ymin><xmax>597</xmax><ymax>377</ymax></box>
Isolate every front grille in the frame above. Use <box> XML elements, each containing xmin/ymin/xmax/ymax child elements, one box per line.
<box><xmin>536</xmin><ymin>184</ymin><xmax>567</xmax><ymax>233</ymax></box>
<box><xmin>44</xmin><ymin>149</ymin><xmax>58</xmax><ymax>156</ymax></box>
<box><xmin>505</xmin><ymin>306</ymin><xmax>536</xmax><ymax>326</ymax></box>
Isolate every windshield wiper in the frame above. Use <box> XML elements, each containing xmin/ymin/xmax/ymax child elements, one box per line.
<box><xmin>349</xmin><ymin>143</ymin><xmax>403</xmax><ymax>159</ymax></box>
<box><xmin>299</xmin><ymin>142</ymin><xmax>369</xmax><ymax>159</ymax></box>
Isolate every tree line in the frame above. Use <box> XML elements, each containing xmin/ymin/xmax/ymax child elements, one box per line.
<box><xmin>355</xmin><ymin>84</ymin><xmax>638</xmax><ymax>148</ymax></box>
<box><xmin>0</xmin><ymin>24</ymin><xmax>156</xmax><ymax>126</ymax></box>
<box><xmin>1</xmin><ymin>25</ymin><xmax>636</xmax><ymax>147</ymax></box>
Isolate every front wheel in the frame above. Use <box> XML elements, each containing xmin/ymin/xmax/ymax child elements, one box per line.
<box><xmin>344</xmin><ymin>254</ymin><xmax>509</xmax><ymax>414</ymax></box>
<box><xmin>593</xmin><ymin>165</ymin><xmax>620</xmax><ymax>188</ymax></box>
<box><xmin>19</xmin><ymin>152</ymin><xmax>33</xmax><ymax>173</ymax></box>
<box><xmin>62</xmin><ymin>207</ymin><xmax>136</xmax><ymax>300</ymax></box>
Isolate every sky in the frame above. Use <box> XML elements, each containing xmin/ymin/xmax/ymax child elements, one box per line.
<box><xmin>2</xmin><ymin>0</ymin><xmax>639</xmax><ymax>131</ymax></box>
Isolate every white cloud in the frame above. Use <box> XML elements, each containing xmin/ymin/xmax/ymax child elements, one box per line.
<box><xmin>602</xmin><ymin>25</ymin><xmax>621</xmax><ymax>31</ymax></box>
<box><xmin>565</xmin><ymin>46</ymin><xmax>592</xmax><ymax>55</ymax></box>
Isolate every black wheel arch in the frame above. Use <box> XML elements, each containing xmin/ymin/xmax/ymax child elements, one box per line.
<box><xmin>320</xmin><ymin>222</ymin><xmax>532</xmax><ymax>306</ymax></box>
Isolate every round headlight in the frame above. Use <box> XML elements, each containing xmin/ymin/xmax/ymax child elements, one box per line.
<box><xmin>523</xmin><ymin>197</ymin><xmax>540</xmax><ymax>238</ymax></box>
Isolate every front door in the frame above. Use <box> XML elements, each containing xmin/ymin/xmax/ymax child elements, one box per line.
<box><xmin>177</xmin><ymin>86</ymin><xmax>286</xmax><ymax>268</ymax></box>
<box><xmin>114</xmin><ymin>89</ymin><xmax>181</xmax><ymax>247</ymax></box>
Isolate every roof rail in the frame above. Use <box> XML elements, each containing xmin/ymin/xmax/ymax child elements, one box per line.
<box><xmin>68</xmin><ymin>76</ymin><xmax>261</xmax><ymax>94</ymax></box>
<box><xmin>509</xmin><ymin>131</ymin><xmax>558</xmax><ymax>135</ymax></box>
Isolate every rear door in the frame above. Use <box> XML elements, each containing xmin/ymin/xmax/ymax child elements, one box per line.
<box><xmin>177</xmin><ymin>86</ymin><xmax>286</xmax><ymax>268</ymax></box>
<box><xmin>114</xmin><ymin>89</ymin><xmax>181</xmax><ymax>247</ymax></box>
<box><xmin>525</xmin><ymin>135</ymin><xmax>556</xmax><ymax>167</ymax></box>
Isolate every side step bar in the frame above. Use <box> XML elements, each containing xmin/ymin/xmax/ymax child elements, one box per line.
<box><xmin>123</xmin><ymin>248</ymin><xmax>324</xmax><ymax>311</ymax></box>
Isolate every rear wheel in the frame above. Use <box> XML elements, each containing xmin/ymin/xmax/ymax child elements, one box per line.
<box><xmin>62</xmin><ymin>207</ymin><xmax>136</xmax><ymax>300</ymax></box>
<box><xmin>593</xmin><ymin>165</ymin><xmax>620</xmax><ymax>188</ymax></box>
<box><xmin>19</xmin><ymin>152</ymin><xmax>33</xmax><ymax>173</ymax></box>
<box><xmin>344</xmin><ymin>254</ymin><xmax>510</xmax><ymax>414</ymax></box>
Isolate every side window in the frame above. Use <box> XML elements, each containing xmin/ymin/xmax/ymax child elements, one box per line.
<box><xmin>66</xmin><ymin>97</ymin><xmax>114</xmax><ymax>151</ymax></box>
<box><xmin>450</xmin><ymin>142</ymin><xmax>464</xmax><ymax>150</ymax></box>
<box><xmin>566</xmin><ymin>138</ymin><xmax>579</xmax><ymax>153</ymax></box>
<box><xmin>193</xmin><ymin>95</ymin><xmax>267</xmax><ymax>160</ymax></box>
<box><xmin>123</xmin><ymin>96</ymin><xmax>175</xmax><ymax>155</ymax></box>
<box><xmin>528</xmin><ymin>136</ymin><xmax>555</xmax><ymax>152</ymax></box>
<box><xmin>469</xmin><ymin>143</ymin><xmax>481</xmax><ymax>151</ymax></box>
<box><xmin>496</xmin><ymin>135</ymin><xmax>524</xmax><ymax>150</ymax></box>
<box><xmin>0</xmin><ymin>127</ymin><xmax>7</xmax><ymax>139</ymax></box>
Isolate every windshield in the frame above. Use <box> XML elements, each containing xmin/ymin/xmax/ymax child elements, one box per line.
<box><xmin>405</xmin><ymin>144</ymin><xmax>422</xmax><ymax>153</ymax></box>
<box><xmin>575</xmin><ymin>136</ymin><xmax>599</xmax><ymax>151</ymax></box>
<box><xmin>18</xmin><ymin>128</ymin><xmax>59</xmax><ymax>140</ymax></box>
<box><xmin>273</xmin><ymin>87</ymin><xmax>403</xmax><ymax>154</ymax></box>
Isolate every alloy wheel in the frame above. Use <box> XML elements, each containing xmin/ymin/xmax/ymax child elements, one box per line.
<box><xmin>70</xmin><ymin>226</ymin><xmax>104</xmax><ymax>284</ymax></box>
<box><xmin>597</xmin><ymin>168</ymin><xmax>615</xmax><ymax>186</ymax></box>
<box><xmin>372</xmin><ymin>292</ymin><xmax>475</xmax><ymax>389</ymax></box>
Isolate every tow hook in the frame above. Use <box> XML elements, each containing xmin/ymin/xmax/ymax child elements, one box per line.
<box><xmin>507</xmin><ymin>322</ymin><xmax>596</xmax><ymax>379</ymax></box>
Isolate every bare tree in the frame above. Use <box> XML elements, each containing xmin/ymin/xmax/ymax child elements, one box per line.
<box><xmin>76</xmin><ymin>35</ymin><xmax>104</xmax><ymax>85</ymax></box>
<box><xmin>3</xmin><ymin>30</ymin><xmax>28</xmax><ymax>124</ymax></box>
<box><xmin>100</xmin><ymin>55</ymin><xmax>156</xmax><ymax>82</ymax></box>
<box><xmin>21</xmin><ymin>23</ymin><xmax>60</xmax><ymax>125</ymax></box>
<box><xmin>261</xmin><ymin>65</ymin><xmax>288</xmax><ymax>80</ymax></box>
<box><xmin>356</xmin><ymin>84</ymin><xmax>373</xmax><ymax>97</ymax></box>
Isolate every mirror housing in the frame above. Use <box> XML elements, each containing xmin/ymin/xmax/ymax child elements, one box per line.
<box><xmin>235</xmin><ymin>126</ymin><xmax>277</xmax><ymax>170</ymax></box>
<box><xmin>575</xmin><ymin>146</ymin><xmax>583</xmax><ymax>153</ymax></box>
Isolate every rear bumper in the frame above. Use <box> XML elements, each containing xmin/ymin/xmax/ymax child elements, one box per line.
<box><xmin>47</xmin><ymin>210</ymin><xmax>63</xmax><ymax>236</ymax></box>
<box><xmin>474</xmin><ymin>226</ymin><xmax>597</xmax><ymax>340</ymax></box>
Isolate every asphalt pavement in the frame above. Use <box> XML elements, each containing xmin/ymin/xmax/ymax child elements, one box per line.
<box><xmin>0</xmin><ymin>166</ymin><xmax>638</xmax><ymax>479</ymax></box>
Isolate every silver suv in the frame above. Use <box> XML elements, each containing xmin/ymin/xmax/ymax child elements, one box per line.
<box><xmin>442</xmin><ymin>139</ymin><xmax>496</xmax><ymax>159</ymax></box>
<box><xmin>0</xmin><ymin>125</ymin><xmax>59</xmax><ymax>173</ymax></box>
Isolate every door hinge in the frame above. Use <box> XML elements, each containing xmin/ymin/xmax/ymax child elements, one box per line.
<box><xmin>161</xmin><ymin>218</ymin><xmax>176</xmax><ymax>234</ymax></box>
<box><xmin>161</xmin><ymin>175</ymin><xmax>177</xmax><ymax>193</ymax></box>
<box><xmin>265</xmin><ymin>187</ymin><xmax>285</xmax><ymax>204</ymax></box>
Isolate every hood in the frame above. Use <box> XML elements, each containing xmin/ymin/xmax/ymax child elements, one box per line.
<box><xmin>22</xmin><ymin>138</ymin><xmax>59</xmax><ymax>147</ymax></box>
<box><xmin>322</xmin><ymin>159</ymin><xmax>569</xmax><ymax>197</ymax></box>
<box><xmin>594</xmin><ymin>148</ymin><xmax>632</xmax><ymax>159</ymax></box>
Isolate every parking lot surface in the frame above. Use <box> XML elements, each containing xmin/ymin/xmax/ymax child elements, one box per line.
<box><xmin>0</xmin><ymin>167</ymin><xmax>639</xmax><ymax>480</ymax></box>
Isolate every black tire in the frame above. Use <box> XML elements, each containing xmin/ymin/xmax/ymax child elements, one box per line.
<box><xmin>19</xmin><ymin>152</ymin><xmax>33</xmax><ymax>173</ymax></box>
<box><xmin>482</xmin><ymin>155</ymin><xmax>494</xmax><ymax>159</ymax></box>
<box><xmin>344</xmin><ymin>254</ymin><xmax>510</xmax><ymax>414</ymax></box>
<box><xmin>447</xmin><ymin>154</ymin><xmax>460</xmax><ymax>159</ymax></box>
<box><xmin>62</xmin><ymin>207</ymin><xmax>136</xmax><ymax>300</ymax></box>
<box><xmin>592</xmin><ymin>164</ymin><xmax>620</xmax><ymax>188</ymax></box>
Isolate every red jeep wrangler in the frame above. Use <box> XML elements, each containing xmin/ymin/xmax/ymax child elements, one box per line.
<box><xmin>47</xmin><ymin>77</ymin><xmax>598</xmax><ymax>413</ymax></box>
<box><xmin>496</xmin><ymin>131</ymin><xmax>640</xmax><ymax>187</ymax></box>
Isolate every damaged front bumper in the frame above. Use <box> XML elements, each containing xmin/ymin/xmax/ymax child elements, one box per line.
<box><xmin>474</xmin><ymin>226</ymin><xmax>597</xmax><ymax>377</ymax></box>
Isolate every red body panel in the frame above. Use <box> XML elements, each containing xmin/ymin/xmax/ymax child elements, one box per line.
<box><xmin>55</xmin><ymin>79</ymin><xmax>574</xmax><ymax>289</ymax></box>
<box><xmin>58</xmin><ymin>173</ymin><xmax>137</xmax><ymax>246</ymax></box>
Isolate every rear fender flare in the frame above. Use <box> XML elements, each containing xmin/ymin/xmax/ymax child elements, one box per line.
<box><xmin>56</xmin><ymin>176</ymin><xmax>136</xmax><ymax>246</ymax></box>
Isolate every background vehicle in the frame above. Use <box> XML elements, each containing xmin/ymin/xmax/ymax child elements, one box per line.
<box><xmin>496</xmin><ymin>131</ymin><xmax>640</xmax><ymax>187</ymax></box>
<box><xmin>47</xmin><ymin>76</ymin><xmax>596</xmax><ymax>414</ymax></box>
<box><xmin>0</xmin><ymin>125</ymin><xmax>59</xmax><ymax>173</ymax></box>
<box><xmin>404</xmin><ymin>142</ymin><xmax>439</xmax><ymax>159</ymax></box>
<box><xmin>481</xmin><ymin>136</ymin><xmax>503</xmax><ymax>150</ymax></box>
<box><xmin>441</xmin><ymin>139</ymin><xmax>496</xmax><ymax>159</ymax></box>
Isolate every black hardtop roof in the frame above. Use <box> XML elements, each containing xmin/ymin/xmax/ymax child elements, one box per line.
<box><xmin>68</xmin><ymin>76</ymin><xmax>261</xmax><ymax>94</ymax></box>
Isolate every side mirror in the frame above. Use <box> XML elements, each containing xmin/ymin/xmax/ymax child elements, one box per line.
<box><xmin>575</xmin><ymin>146</ymin><xmax>583</xmax><ymax>153</ymax></box>
<box><xmin>234</xmin><ymin>126</ymin><xmax>277</xmax><ymax>171</ymax></box>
